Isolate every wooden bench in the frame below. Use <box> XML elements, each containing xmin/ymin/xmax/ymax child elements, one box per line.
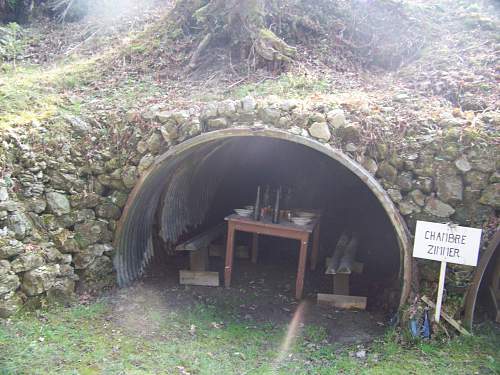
<box><xmin>175</xmin><ymin>223</ymin><xmax>225</xmax><ymax>286</ymax></box>
<box><xmin>318</xmin><ymin>254</ymin><xmax>367</xmax><ymax>310</ymax></box>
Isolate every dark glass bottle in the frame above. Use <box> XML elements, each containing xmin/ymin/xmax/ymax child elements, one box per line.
<box><xmin>272</xmin><ymin>187</ymin><xmax>281</xmax><ymax>223</ymax></box>
<box><xmin>263</xmin><ymin>185</ymin><xmax>271</xmax><ymax>208</ymax></box>
<box><xmin>253</xmin><ymin>185</ymin><xmax>261</xmax><ymax>221</ymax></box>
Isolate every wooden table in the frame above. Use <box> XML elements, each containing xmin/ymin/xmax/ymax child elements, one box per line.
<box><xmin>224</xmin><ymin>214</ymin><xmax>321</xmax><ymax>299</ymax></box>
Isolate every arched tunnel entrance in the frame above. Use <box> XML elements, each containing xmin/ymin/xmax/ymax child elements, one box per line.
<box><xmin>115</xmin><ymin>128</ymin><xmax>412</xmax><ymax>312</ymax></box>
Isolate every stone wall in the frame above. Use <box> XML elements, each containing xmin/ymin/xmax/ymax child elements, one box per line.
<box><xmin>0</xmin><ymin>96</ymin><xmax>498</xmax><ymax>317</ymax></box>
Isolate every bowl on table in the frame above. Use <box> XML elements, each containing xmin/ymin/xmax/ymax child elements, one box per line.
<box><xmin>291</xmin><ymin>217</ymin><xmax>312</xmax><ymax>226</ymax></box>
<box><xmin>294</xmin><ymin>211</ymin><xmax>315</xmax><ymax>219</ymax></box>
<box><xmin>234</xmin><ymin>208</ymin><xmax>253</xmax><ymax>217</ymax></box>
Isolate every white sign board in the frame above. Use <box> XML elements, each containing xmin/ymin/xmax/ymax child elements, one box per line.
<box><xmin>413</xmin><ymin>221</ymin><xmax>482</xmax><ymax>267</ymax></box>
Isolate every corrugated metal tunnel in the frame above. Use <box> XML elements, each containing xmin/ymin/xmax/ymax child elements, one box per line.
<box><xmin>114</xmin><ymin>128</ymin><xmax>412</xmax><ymax>309</ymax></box>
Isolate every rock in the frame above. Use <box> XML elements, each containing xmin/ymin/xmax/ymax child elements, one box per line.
<box><xmin>46</xmin><ymin>278</ymin><xmax>75</xmax><ymax>304</ymax></box>
<box><xmin>409</xmin><ymin>189</ymin><xmax>426</xmax><ymax>207</ymax></box>
<box><xmin>398</xmin><ymin>200</ymin><xmax>421</xmax><ymax>216</ymax></box>
<box><xmin>455</xmin><ymin>157</ymin><xmax>471</xmax><ymax>173</ymax></box>
<box><xmin>362</xmin><ymin>157</ymin><xmax>378</xmax><ymax>175</ymax></box>
<box><xmin>490</xmin><ymin>172</ymin><xmax>500</xmax><ymax>184</ymax></box>
<box><xmin>355</xmin><ymin>349</ymin><xmax>367</xmax><ymax>359</ymax></box>
<box><xmin>279</xmin><ymin>99</ymin><xmax>300</xmax><ymax>112</ymax></box>
<box><xmin>464</xmin><ymin>170</ymin><xmax>489</xmax><ymax>190</ymax></box>
<box><xmin>387</xmin><ymin>189</ymin><xmax>402</xmax><ymax>203</ymax></box>
<box><xmin>121</xmin><ymin>166</ymin><xmax>138</xmax><ymax>189</ymax></box>
<box><xmin>376</xmin><ymin>162</ymin><xmax>397</xmax><ymax>184</ymax></box>
<box><xmin>0</xmin><ymin>185</ymin><xmax>8</xmax><ymax>201</ymax></box>
<box><xmin>11</xmin><ymin>253</ymin><xmax>45</xmax><ymax>273</ymax></box>
<box><xmin>136</xmin><ymin>140</ymin><xmax>148</xmax><ymax>154</ymax></box>
<box><xmin>241</xmin><ymin>96</ymin><xmax>257</xmax><ymax>112</ymax></box>
<box><xmin>7</xmin><ymin>212</ymin><xmax>31</xmax><ymax>240</ymax></box>
<box><xmin>74</xmin><ymin>220</ymin><xmax>112</xmax><ymax>248</ymax></box>
<box><xmin>0</xmin><ymin>292</ymin><xmax>23</xmax><ymax>318</ymax></box>
<box><xmin>397</xmin><ymin>172</ymin><xmax>413</xmax><ymax>192</ymax></box>
<box><xmin>217</xmin><ymin>100</ymin><xmax>237</xmax><ymax>118</ymax></box>
<box><xmin>326</xmin><ymin>109</ymin><xmax>346</xmax><ymax>129</ymax></box>
<box><xmin>0</xmin><ymin>267</ymin><xmax>20</xmax><ymax>295</ymax></box>
<box><xmin>436</xmin><ymin>173</ymin><xmax>463</xmax><ymax>203</ymax></box>
<box><xmin>147</xmin><ymin>132</ymin><xmax>162</xmax><ymax>154</ymax></box>
<box><xmin>69</xmin><ymin>192</ymin><xmax>101</xmax><ymax>209</ymax></box>
<box><xmin>0</xmin><ymin>239</ymin><xmax>24</xmax><ymax>259</ymax></box>
<box><xmin>0</xmin><ymin>260</ymin><xmax>11</xmax><ymax>277</ymax></box>
<box><xmin>40</xmin><ymin>246</ymin><xmax>68</xmax><ymax>264</ymax></box>
<box><xmin>259</xmin><ymin>107</ymin><xmax>281</xmax><ymax>125</ymax></box>
<box><xmin>424</xmin><ymin>198</ymin><xmax>455</xmax><ymax>217</ymax></box>
<box><xmin>200</xmin><ymin>103</ymin><xmax>217</xmax><ymax>119</ymax></box>
<box><xmin>0</xmin><ymin>200</ymin><xmax>18</xmax><ymax>212</ymax></box>
<box><xmin>79</xmin><ymin>255</ymin><xmax>114</xmax><ymax>291</ymax></box>
<box><xmin>48</xmin><ymin>171</ymin><xmax>85</xmax><ymax>192</ymax></box>
<box><xmin>207</xmin><ymin>117</ymin><xmax>228</xmax><ymax>130</ymax></box>
<box><xmin>73</xmin><ymin>244</ymin><xmax>113</xmax><ymax>269</ymax></box>
<box><xmin>22</xmin><ymin>264</ymin><xmax>60</xmax><ymax>296</ymax></box>
<box><xmin>109</xmin><ymin>191</ymin><xmax>128</xmax><ymax>208</ymax></box>
<box><xmin>345</xmin><ymin>143</ymin><xmax>357</xmax><ymax>152</ymax></box>
<box><xmin>337</xmin><ymin>124</ymin><xmax>360</xmax><ymax>143</ymax></box>
<box><xmin>138</xmin><ymin>154</ymin><xmax>155</xmax><ymax>174</ymax></box>
<box><xmin>102</xmin><ymin>170</ymin><xmax>126</xmax><ymax>191</ymax></box>
<box><xmin>413</xmin><ymin>177</ymin><xmax>433</xmax><ymax>193</ymax></box>
<box><xmin>479</xmin><ymin>184</ymin><xmax>499</xmax><ymax>209</ymax></box>
<box><xmin>24</xmin><ymin>197</ymin><xmax>47</xmax><ymax>213</ymax></box>
<box><xmin>46</xmin><ymin>191</ymin><xmax>71</xmax><ymax>216</ymax></box>
<box><xmin>308</xmin><ymin>122</ymin><xmax>331</xmax><ymax>141</ymax></box>
<box><xmin>95</xmin><ymin>202</ymin><xmax>121</xmax><ymax>220</ymax></box>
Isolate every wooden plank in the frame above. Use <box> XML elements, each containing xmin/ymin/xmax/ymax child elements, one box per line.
<box><xmin>326</xmin><ymin>258</ymin><xmax>363</xmax><ymax>275</ymax></box>
<box><xmin>317</xmin><ymin>293</ymin><xmax>367</xmax><ymax>310</ymax></box>
<box><xmin>175</xmin><ymin>223</ymin><xmax>225</xmax><ymax>251</ymax></box>
<box><xmin>333</xmin><ymin>273</ymin><xmax>350</xmax><ymax>295</ymax></box>
<box><xmin>421</xmin><ymin>295</ymin><xmax>471</xmax><ymax>336</ymax></box>
<box><xmin>179</xmin><ymin>270</ymin><xmax>219</xmax><ymax>286</ymax></box>
<box><xmin>190</xmin><ymin>247</ymin><xmax>208</xmax><ymax>271</ymax></box>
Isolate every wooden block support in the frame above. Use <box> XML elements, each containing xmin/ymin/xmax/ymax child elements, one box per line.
<box><xmin>333</xmin><ymin>273</ymin><xmax>350</xmax><ymax>295</ymax></box>
<box><xmin>190</xmin><ymin>247</ymin><xmax>209</xmax><ymax>271</ymax></box>
<box><xmin>325</xmin><ymin>257</ymin><xmax>364</xmax><ymax>274</ymax></box>
<box><xmin>317</xmin><ymin>293</ymin><xmax>367</xmax><ymax>310</ymax></box>
<box><xmin>179</xmin><ymin>270</ymin><xmax>220</xmax><ymax>287</ymax></box>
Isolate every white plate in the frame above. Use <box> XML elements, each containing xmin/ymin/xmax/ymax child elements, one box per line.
<box><xmin>291</xmin><ymin>217</ymin><xmax>312</xmax><ymax>226</ymax></box>
<box><xmin>295</xmin><ymin>211</ymin><xmax>315</xmax><ymax>218</ymax></box>
<box><xmin>235</xmin><ymin>209</ymin><xmax>253</xmax><ymax>217</ymax></box>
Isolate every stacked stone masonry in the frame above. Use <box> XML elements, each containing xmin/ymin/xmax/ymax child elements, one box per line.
<box><xmin>0</xmin><ymin>96</ymin><xmax>498</xmax><ymax>317</ymax></box>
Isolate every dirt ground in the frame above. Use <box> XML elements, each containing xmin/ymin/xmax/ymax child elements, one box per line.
<box><xmin>107</xmin><ymin>239</ymin><xmax>389</xmax><ymax>346</ymax></box>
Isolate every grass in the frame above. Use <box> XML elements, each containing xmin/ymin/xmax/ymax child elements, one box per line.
<box><xmin>229</xmin><ymin>72</ymin><xmax>332</xmax><ymax>100</ymax></box>
<box><xmin>0</xmin><ymin>58</ymin><xmax>97</xmax><ymax>130</ymax></box>
<box><xmin>1</xmin><ymin>299</ymin><xmax>498</xmax><ymax>375</ymax></box>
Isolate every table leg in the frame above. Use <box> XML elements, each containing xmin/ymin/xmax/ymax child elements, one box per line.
<box><xmin>296</xmin><ymin>236</ymin><xmax>309</xmax><ymax>299</ymax></box>
<box><xmin>311</xmin><ymin>222</ymin><xmax>320</xmax><ymax>271</ymax></box>
<box><xmin>224</xmin><ymin>222</ymin><xmax>235</xmax><ymax>288</ymax></box>
<box><xmin>251</xmin><ymin>234</ymin><xmax>259</xmax><ymax>264</ymax></box>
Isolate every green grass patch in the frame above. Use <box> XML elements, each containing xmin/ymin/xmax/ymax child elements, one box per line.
<box><xmin>0</xmin><ymin>58</ymin><xmax>98</xmax><ymax>130</ymax></box>
<box><xmin>1</xmin><ymin>300</ymin><xmax>498</xmax><ymax>374</ymax></box>
<box><xmin>228</xmin><ymin>72</ymin><xmax>332</xmax><ymax>100</ymax></box>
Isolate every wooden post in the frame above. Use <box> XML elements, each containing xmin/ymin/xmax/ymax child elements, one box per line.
<box><xmin>435</xmin><ymin>261</ymin><xmax>447</xmax><ymax>322</ymax></box>
<box><xmin>310</xmin><ymin>222</ymin><xmax>320</xmax><ymax>271</ymax></box>
<box><xmin>224</xmin><ymin>222</ymin><xmax>235</xmax><ymax>288</ymax></box>
<box><xmin>296</xmin><ymin>235</ymin><xmax>309</xmax><ymax>299</ymax></box>
<box><xmin>251</xmin><ymin>234</ymin><xmax>259</xmax><ymax>264</ymax></box>
<box><xmin>333</xmin><ymin>273</ymin><xmax>350</xmax><ymax>295</ymax></box>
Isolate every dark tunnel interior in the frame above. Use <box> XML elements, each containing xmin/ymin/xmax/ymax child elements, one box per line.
<box><xmin>141</xmin><ymin>136</ymin><xmax>402</xmax><ymax>311</ymax></box>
